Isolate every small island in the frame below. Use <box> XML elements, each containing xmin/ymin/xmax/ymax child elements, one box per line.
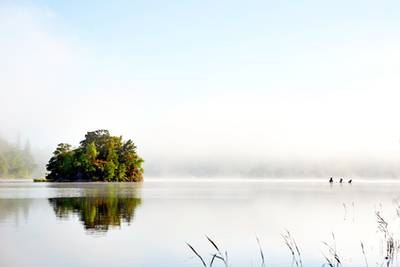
<box><xmin>46</xmin><ymin>130</ymin><xmax>144</xmax><ymax>182</ymax></box>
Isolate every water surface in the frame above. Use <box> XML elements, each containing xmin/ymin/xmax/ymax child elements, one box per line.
<box><xmin>0</xmin><ymin>179</ymin><xmax>399</xmax><ymax>267</ymax></box>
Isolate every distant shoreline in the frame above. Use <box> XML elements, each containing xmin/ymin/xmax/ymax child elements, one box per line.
<box><xmin>3</xmin><ymin>177</ymin><xmax>400</xmax><ymax>184</ymax></box>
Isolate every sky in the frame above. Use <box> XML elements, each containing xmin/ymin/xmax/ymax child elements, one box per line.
<box><xmin>1</xmin><ymin>0</ymin><xmax>400</xmax><ymax>177</ymax></box>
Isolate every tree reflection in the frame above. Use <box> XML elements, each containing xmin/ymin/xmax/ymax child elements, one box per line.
<box><xmin>0</xmin><ymin>198</ymin><xmax>33</xmax><ymax>223</ymax></box>
<box><xmin>49</xmin><ymin>194</ymin><xmax>141</xmax><ymax>234</ymax></box>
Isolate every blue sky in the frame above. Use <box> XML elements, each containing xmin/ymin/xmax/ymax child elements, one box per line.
<box><xmin>9</xmin><ymin>0</ymin><xmax>400</xmax><ymax>95</ymax></box>
<box><xmin>1</xmin><ymin>1</ymin><xmax>400</xmax><ymax>175</ymax></box>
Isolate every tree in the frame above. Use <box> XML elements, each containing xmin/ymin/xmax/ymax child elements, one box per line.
<box><xmin>46</xmin><ymin>143</ymin><xmax>74</xmax><ymax>181</ymax></box>
<box><xmin>0</xmin><ymin>136</ymin><xmax>36</xmax><ymax>178</ymax></box>
<box><xmin>0</xmin><ymin>153</ymin><xmax>8</xmax><ymax>177</ymax></box>
<box><xmin>46</xmin><ymin>130</ymin><xmax>144</xmax><ymax>182</ymax></box>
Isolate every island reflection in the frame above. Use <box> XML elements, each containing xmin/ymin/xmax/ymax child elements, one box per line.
<box><xmin>48</xmin><ymin>184</ymin><xmax>142</xmax><ymax>234</ymax></box>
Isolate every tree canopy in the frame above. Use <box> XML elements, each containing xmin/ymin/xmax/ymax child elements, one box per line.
<box><xmin>0</xmin><ymin>136</ymin><xmax>36</xmax><ymax>178</ymax></box>
<box><xmin>46</xmin><ymin>130</ymin><xmax>144</xmax><ymax>182</ymax></box>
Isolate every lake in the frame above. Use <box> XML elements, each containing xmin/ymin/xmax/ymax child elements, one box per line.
<box><xmin>1</xmin><ymin>179</ymin><xmax>400</xmax><ymax>267</ymax></box>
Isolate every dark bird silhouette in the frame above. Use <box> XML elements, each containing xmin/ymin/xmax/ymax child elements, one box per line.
<box><xmin>348</xmin><ymin>179</ymin><xmax>352</xmax><ymax>184</ymax></box>
<box><xmin>329</xmin><ymin>177</ymin><xmax>333</xmax><ymax>183</ymax></box>
<box><xmin>339</xmin><ymin>178</ymin><xmax>343</xmax><ymax>183</ymax></box>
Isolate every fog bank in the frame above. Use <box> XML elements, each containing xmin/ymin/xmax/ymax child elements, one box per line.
<box><xmin>2</xmin><ymin>2</ymin><xmax>400</xmax><ymax>178</ymax></box>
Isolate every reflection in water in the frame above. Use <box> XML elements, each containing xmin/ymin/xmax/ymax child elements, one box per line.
<box><xmin>0</xmin><ymin>199</ymin><xmax>32</xmax><ymax>223</ymax></box>
<box><xmin>48</xmin><ymin>197</ymin><xmax>141</xmax><ymax>233</ymax></box>
<box><xmin>45</xmin><ymin>183</ymin><xmax>143</xmax><ymax>234</ymax></box>
<box><xmin>5</xmin><ymin>181</ymin><xmax>400</xmax><ymax>267</ymax></box>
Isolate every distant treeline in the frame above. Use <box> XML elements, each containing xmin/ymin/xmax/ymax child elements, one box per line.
<box><xmin>0</xmin><ymin>136</ymin><xmax>36</xmax><ymax>178</ymax></box>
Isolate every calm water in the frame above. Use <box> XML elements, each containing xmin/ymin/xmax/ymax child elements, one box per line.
<box><xmin>1</xmin><ymin>179</ymin><xmax>400</xmax><ymax>267</ymax></box>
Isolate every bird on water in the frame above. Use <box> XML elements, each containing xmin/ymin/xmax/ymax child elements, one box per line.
<box><xmin>329</xmin><ymin>177</ymin><xmax>353</xmax><ymax>184</ymax></box>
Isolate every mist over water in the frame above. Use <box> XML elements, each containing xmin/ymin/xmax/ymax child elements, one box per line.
<box><xmin>3</xmin><ymin>1</ymin><xmax>400</xmax><ymax>267</ymax></box>
<box><xmin>1</xmin><ymin>2</ymin><xmax>400</xmax><ymax>178</ymax></box>
<box><xmin>1</xmin><ymin>180</ymin><xmax>400</xmax><ymax>267</ymax></box>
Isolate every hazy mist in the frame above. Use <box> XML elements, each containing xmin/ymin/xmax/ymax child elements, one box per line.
<box><xmin>2</xmin><ymin>2</ymin><xmax>400</xmax><ymax>178</ymax></box>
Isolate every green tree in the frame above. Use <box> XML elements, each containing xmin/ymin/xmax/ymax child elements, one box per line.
<box><xmin>46</xmin><ymin>130</ymin><xmax>144</xmax><ymax>182</ymax></box>
<box><xmin>104</xmin><ymin>161</ymin><xmax>116</xmax><ymax>181</ymax></box>
<box><xmin>0</xmin><ymin>153</ymin><xmax>8</xmax><ymax>177</ymax></box>
<box><xmin>0</xmin><ymin>137</ymin><xmax>36</xmax><ymax>178</ymax></box>
<box><xmin>116</xmin><ymin>163</ymin><xmax>127</xmax><ymax>181</ymax></box>
<box><xmin>46</xmin><ymin>143</ymin><xmax>74</xmax><ymax>180</ymax></box>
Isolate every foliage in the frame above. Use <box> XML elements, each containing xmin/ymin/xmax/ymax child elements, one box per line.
<box><xmin>46</xmin><ymin>130</ymin><xmax>144</xmax><ymax>182</ymax></box>
<box><xmin>0</xmin><ymin>136</ymin><xmax>36</xmax><ymax>178</ymax></box>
